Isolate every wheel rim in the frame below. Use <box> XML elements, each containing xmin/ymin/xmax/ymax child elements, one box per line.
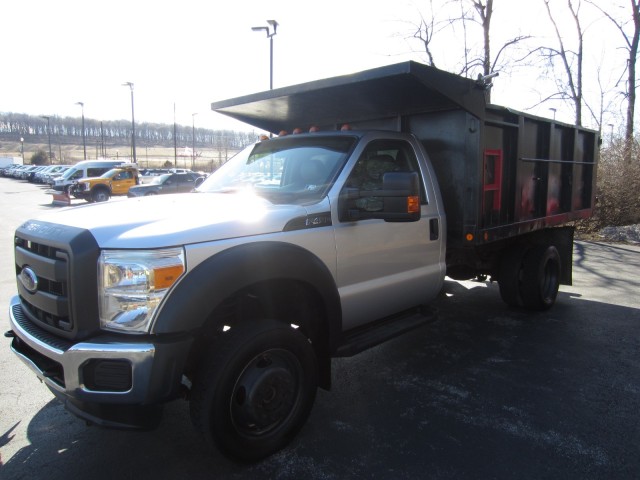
<box><xmin>540</xmin><ymin>257</ymin><xmax>560</xmax><ymax>302</ymax></box>
<box><xmin>230</xmin><ymin>348</ymin><xmax>302</xmax><ymax>437</ymax></box>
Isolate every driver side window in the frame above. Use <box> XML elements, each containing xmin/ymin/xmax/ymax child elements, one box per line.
<box><xmin>344</xmin><ymin>140</ymin><xmax>425</xmax><ymax>212</ymax></box>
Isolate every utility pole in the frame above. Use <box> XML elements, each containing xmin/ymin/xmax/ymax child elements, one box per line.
<box><xmin>122</xmin><ymin>82</ymin><xmax>137</xmax><ymax>163</ymax></box>
<box><xmin>192</xmin><ymin>112</ymin><xmax>198</xmax><ymax>170</ymax></box>
<box><xmin>75</xmin><ymin>101</ymin><xmax>87</xmax><ymax>160</ymax></box>
<box><xmin>252</xmin><ymin>20</ymin><xmax>279</xmax><ymax>90</ymax></box>
<box><xmin>41</xmin><ymin>115</ymin><xmax>53</xmax><ymax>164</ymax></box>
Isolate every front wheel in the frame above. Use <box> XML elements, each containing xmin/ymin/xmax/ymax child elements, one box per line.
<box><xmin>190</xmin><ymin>319</ymin><xmax>318</xmax><ymax>462</ymax></box>
<box><xmin>92</xmin><ymin>188</ymin><xmax>110</xmax><ymax>202</ymax></box>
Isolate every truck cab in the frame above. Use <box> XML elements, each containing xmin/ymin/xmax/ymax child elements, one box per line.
<box><xmin>70</xmin><ymin>163</ymin><xmax>140</xmax><ymax>202</ymax></box>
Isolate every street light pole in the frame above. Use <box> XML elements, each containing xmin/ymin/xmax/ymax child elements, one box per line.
<box><xmin>192</xmin><ymin>112</ymin><xmax>198</xmax><ymax>170</ymax></box>
<box><xmin>252</xmin><ymin>19</ymin><xmax>278</xmax><ymax>90</ymax></box>
<box><xmin>41</xmin><ymin>115</ymin><xmax>53</xmax><ymax>164</ymax></box>
<box><xmin>122</xmin><ymin>82</ymin><xmax>137</xmax><ymax>163</ymax></box>
<box><xmin>20</xmin><ymin>137</ymin><xmax>24</xmax><ymax>163</ymax></box>
<box><xmin>75</xmin><ymin>101</ymin><xmax>87</xmax><ymax>160</ymax></box>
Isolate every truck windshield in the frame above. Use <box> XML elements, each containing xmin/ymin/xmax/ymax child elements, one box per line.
<box><xmin>60</xmin><ymin>167</ymin><xmax>79</xmax><ymax>180</ymax></box>
<box><xmin>100</xmin><ymin>169</ymin><xmax>120</xmax><ymax>178</ymax></box>
<box><xmin>197</xmin><ymin>135</ymin><xmax>357</xmax><ymax>204</ymax></box>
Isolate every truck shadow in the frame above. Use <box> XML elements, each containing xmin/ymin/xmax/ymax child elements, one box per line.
<box><xmin>2</xmin><ymin>282</ymin><xmax>639</xmax><ymax>479</ymax></box>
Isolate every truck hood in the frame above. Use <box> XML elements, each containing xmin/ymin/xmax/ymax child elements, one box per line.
<box><xmin>34</xmin><ymin>192</ymin><xmax>311</xmax><ymax>248</ymax></box>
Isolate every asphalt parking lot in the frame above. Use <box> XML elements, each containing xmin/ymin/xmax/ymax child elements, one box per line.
<box><xmin>1</xmin><ymin>178</ymin><xmax>639</xmax><ymax>479</ymax></box>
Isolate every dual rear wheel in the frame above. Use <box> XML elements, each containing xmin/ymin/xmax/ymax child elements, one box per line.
<box><xmin>498</xmin><ymin>244</ymin><xmax>561</xmax><ymax>310</ymax></box>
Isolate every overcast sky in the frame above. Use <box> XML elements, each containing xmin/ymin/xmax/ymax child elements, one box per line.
<box><xmin>1</xmin><ymin>0</ymin><xmax>622</xmax><ymax>133</ymax></box>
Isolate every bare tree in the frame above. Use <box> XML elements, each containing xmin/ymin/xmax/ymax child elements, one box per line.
<box><xmin>587</xmin><ymin>0</ymin><xmax>640</xmax><ymax>162</ymax></box>
<box><xmin>583</xmin><ymin>57</ymin><xmax>623</xmax><ymax>132</ymax></box>
<box><xmin>411</xmin><ymin>0</ymin><xmax>439</xmax><ymax>67</ymax></box>
<box><xmin>412</xmin><ymin>1</ymin><xmax>531</xmax><ymax>102</ymax></box>
<box><xmin>540</xmin><ymin>0</ymin><xmax>586</xmax><ymax>126</ymax></box>
<box><xmin>471</xmin><ymin>0</ymin><xmax>493</xmax><ymax>78</ymax></box>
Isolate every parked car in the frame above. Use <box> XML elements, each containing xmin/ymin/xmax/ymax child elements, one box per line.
<box><xmin>17</xmin><ymin>165</ymin><xmax>41</xmax><ymax>180</ymax></box>
<box><xmin>34</xmin><ymin>165</ymin><xmax>68</xmax><ymax>184</ymax></box>
<box><xmin>26</xmin><ymin>166</ymin><xmax>48</xmax><ymax>182</ymax></box>
<box><xmin>70</xmin><ymin>164</ymin><xmax>140</xmax><ymax>202</ymax></box>
<box><xmin>51</xmin><ymin>160</ymin><xmax>124</xmax><ymax>191</ymax></box>
<box><xmin>0</xmin><ymin>164</ymin><xmax>23</xmax><ymax>177</ymax></box>
<box><xmin>45</xmin><ymin>166</ymin><xmax>71</xmax><ymax>185</ymax></box>
<box><xmin>127</xmin><ymin>172</ymin><xmax>204</xmax><ymax>197</ymax></box>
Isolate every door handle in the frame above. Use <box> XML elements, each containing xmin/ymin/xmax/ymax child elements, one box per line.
<box><xmin>429</xmin><ymin>218</ymin><xmax>439</xmax><ymax>240</ymax></box>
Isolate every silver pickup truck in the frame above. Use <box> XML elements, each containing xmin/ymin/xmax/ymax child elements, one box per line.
<box><xmin>8</xmin><ymin>130</ymin><xmax>445</xmax><ymax>461</ymax></box>
<box><xmin>6</xmin><ymin>61</ymin><xmax>598</xmax><ymax>462</ymax></box>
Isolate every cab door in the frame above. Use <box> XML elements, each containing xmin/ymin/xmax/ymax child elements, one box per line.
<box><xmin>161</xmin><ymin>175</ymin><xmax>181</xmax><ymax>193</ymax></box>
<box><xmin>333</xmin><ymin>137</ymin><xmax>445</xmax><ymax>331</ymax></box>
<box><xmin>111</xmin><ymin>171</ymin><xmax>136</xmax><ymax>195</ymax></box>
<box><xmin>176</xmin><ymin>174</ymin><xmax>197</xmax><ymax>192</ymax></box>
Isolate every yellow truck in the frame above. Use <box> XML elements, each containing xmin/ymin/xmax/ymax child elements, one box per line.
<box><xmin>70</xmin><ymin>163</ymin><xmax>140</xmax><ymax>202</ymax></box>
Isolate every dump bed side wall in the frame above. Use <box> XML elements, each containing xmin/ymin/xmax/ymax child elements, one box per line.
<box><xmin>330</xmin><ymin>105</ymin><xmax>598</xmax><ymax>254</ymax></box>
<box><xmin>397</xmin><ymin>106</ymin><xmax>597</xmax><ymax>253</ymax></box>
<box><xmin>480</xmin><ymin>106</ymin><xmax>597</xmax><ymax>243</ymax></box>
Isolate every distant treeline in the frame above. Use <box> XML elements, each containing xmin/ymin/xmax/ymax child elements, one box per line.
<box><xmin>0</xmin><ymin>112</ymin><xmax>258</xmax><ymax>149</ymax></box>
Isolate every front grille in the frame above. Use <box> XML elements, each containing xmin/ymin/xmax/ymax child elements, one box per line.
<box><xmin>39</xmin><ymin>277</ymin><xmax>66</xmax><ymax>297</ymax></box>
<box><xmin>21</xmin><ymin>297</ymin><xmax>72</xmax><ymax>331</ymax></box>
<box><xmin>14</xmin><ymin>220</ymin><xmax>101</xmax><ymax>340</ymax></box>
<box><xmin>15</xmin><ymin>237</ymin><xmax>63</xmax><ymax>259</ymax></box>
<box><xmin>15</xmin><ymin>239</ymin><xmax>72</xmax><ymax>333</ymax></box>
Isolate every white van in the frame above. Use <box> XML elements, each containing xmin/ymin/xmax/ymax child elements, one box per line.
<box><xmin>51</xmin><ymin>160</ymin><xmax>126</xmax><ymax>191</ymax></box>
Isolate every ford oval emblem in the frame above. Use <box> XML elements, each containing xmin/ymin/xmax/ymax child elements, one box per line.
<box><xmin>19</xmin><ymin>267</ymin><xmax>39</xmax><ymax>294</ymax></box>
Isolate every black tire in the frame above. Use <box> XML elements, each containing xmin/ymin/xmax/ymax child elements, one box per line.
<box><xmin>520</xmin><ymin>245</ymin><xmax>561</xmax><ymax>310</ymax></box>
<box><xmin>190</xmin><ymin>319</ymin><xmax>318</xmax><ymax>462</ymax></box>
<box><xmin>92</xmin><ymin>188</ymin><xmax>110</xmax><ymax>202</ymax></box>
<box><xmin>498</xmin><ymin>246</ymin><xmax>526</xmax><ymax>307</ymax></box>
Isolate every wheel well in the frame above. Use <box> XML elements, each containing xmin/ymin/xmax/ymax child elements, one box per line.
<box><xmin>493</xmin><ymin>227</ymin><xmax>574</xmax><ymax>286</ymax></box>
<box><xmin>92</xmin><ymin>184</ymin><xmax>110</xmax><ymax>194</ymax></box>
<box><xmin>185</xmin><ymin>279</ymin><xmax>332</xmax><ymax>390</ymax></box>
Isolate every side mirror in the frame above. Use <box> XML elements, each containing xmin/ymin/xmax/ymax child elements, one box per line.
<box><xmin>339</xmin><ymin>171</ymin><xmax>421</xmax><ymax>222</ymax></box>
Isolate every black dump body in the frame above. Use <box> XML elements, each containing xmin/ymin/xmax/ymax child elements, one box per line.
<box><xmin>211</xmin><ymin>61</ymin><xmax>599</xmax><ymax>257</ymax></box>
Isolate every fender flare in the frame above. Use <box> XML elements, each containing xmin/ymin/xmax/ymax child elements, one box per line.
<box><xmin>152</xmin><ymin>241</ymin><xmax>342</xmax><ymax>351</ymax></box>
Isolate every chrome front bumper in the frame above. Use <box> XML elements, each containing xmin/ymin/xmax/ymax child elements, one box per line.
<box><xmin>8</xmin><ymin>295</ymin><xmax>156</xmax><ymax>404</ymax></box>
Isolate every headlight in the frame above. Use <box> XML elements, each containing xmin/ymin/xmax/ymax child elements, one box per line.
<box><xmin>98</xmin><ymin>248</ymin><xmax>185</xmax><ymax>333</ymax></box>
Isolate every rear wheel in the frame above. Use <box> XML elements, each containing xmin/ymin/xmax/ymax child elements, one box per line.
<box><xmin>498</xmin><ymin>246</ymin><xmax>525</xmax><ymax>307</ymax></box>
<box><xmin>520</xmin><ymin>245</ymin><xmax>561</xmax><ymax>310</ymax></box>
<box><xmin>190</xmin><ymin>319</ymin><xmax>318</xmax><ymax>462</ymax></box>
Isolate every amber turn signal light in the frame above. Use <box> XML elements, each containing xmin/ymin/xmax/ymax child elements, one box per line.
<box><xmin>407</xmin><ymin>196</ymin><xmax>420</xmax><ymax>214</ymax></box>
